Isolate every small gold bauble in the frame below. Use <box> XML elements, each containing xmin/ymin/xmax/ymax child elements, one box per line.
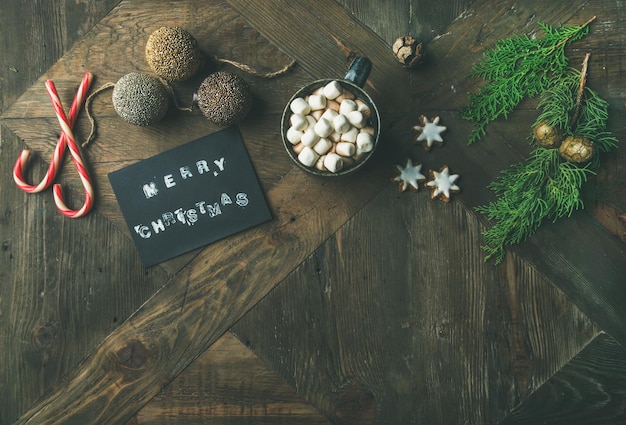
<box><xmin>533</xmin><ymin>121</ymin><xmax>563</xmax><ymax>149</ymax></box>
<box><xmin>558</xmin><ymin>135</ymin><xmax>595</xmax><ymax>163</ymax></box>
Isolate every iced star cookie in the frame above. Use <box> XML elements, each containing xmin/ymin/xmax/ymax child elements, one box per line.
<box><xmin>412</xmin><ymin>115</ymin><xmax>446</xmax><ymax>151</ymax></box>
<box><xmin>426</xmin><ymin>165</ymin><xmax>460</xmax><ymax>202</ymax></box>
<box><xmin>392</xmin><ymin>158</ymin><xmax>426</xmax><ymax>192</ymax></box>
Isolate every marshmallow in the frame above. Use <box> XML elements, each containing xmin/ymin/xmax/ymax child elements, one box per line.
<box><xmin>336</xmin><ymin>89</ymin><xmax>356</xmax><ymax>102</ymax></box>
<box><xmin>323</xmin><ymin>80</ymin><xmax>343</xmax><ymax>100</ymax></box>
<box><xmin>314</xmin><ymin>118</ymin><xmax>334</xmax><ymax>138</ymax></box>
<box><xmin>340</xmin><ymin>127</ymin><xmax>359</xmax><ymax>143</ymax></box>
<box><xmin>290</xmin><ymin>97</ymin><xmax>310</xmax><ymax>115</ymax></box>
<box><xmin>305</xmin><ymin>115</ymin><xmax>317</xmax><ymax>128</ymax></box>
<box><xmin>361</xmin><ymin>126</ymin><xmax>376</xmax><ymax>135</ymax></box>
<box><xmin>320</xmin><ymin>108</ymin><xmax>338</xmax><ymax>123</ymax></box>
<box><xmin>333</xmin><ymin>114</ymin><xmax>351</xmax><ymax>133</ymax></box>
<box><xmin>326</xmin><ymin>99</ymin><xmax>340</xmax><ymax>112</ymax></box>
<box><xmin>286</xmin><ymin>126</ymin><xmax>304</xmax><ymax>144</ymax></box>
<box><xmin>356</xmin><ymin>132</ymin><xmax>375</xmax><ymax>153</ymax></box>
<box><xmin>355</xmin><ymin>99</ymin><xmax>371</xmax><ymax>118</ymax></box>
<box><xmin>336</xmin><ymin>142</ymin><xmax>356</xmax><ymax>157</ymax></box>
<box><xmin>324</xmin><ymin>153</ymin><xmax>344</xmax><ymax>172</ymax></box>
<box><xmin>328</xmin><ymin>131</ymin><xmax>341</xmax><ymax>143</ymax></box>
<box><xmin>286</xmin><ymin>83</ymin><xmax>376</xmax><ymax>174</ymax></box>
<box><xmin>292</xmin><ymin>142</ymin><xmax>305</xmax><ymax>154</ymax></box>
<box><xmin>315</xmin><ymin>154</ymin><xmax>327</xmax><ymax>171</ymax></box>
<box><xmin>298</xmin><ymin>147</ymin><xmax>319</xmax><ymax>167</ymax></box>
<box><xmin>313</xmin><ymin>138</ymin><xmax>333</xmax><ymax>155</ymax></box>
<box><xmin>290</xmin><ymin>113</ymin><xmax>308</xmax><ymax>131</ymax></box>
<box><xmin>346</xmin><ymin>110</ymin><xmax>366</xmax><ymax>128</ymax></box>
<box><xmin>301</xmin><ymin>128</ymin><xmax>320</xmax><ymax>147</ymax></box>
<box><xmin>311</xmin><ymin>109</ymin><xmax>324</xmax><ymax>121</ymax></box>
<box><xmin>339</xmin><ymin>99</ymin><xmax>358</xmax><ymax>115</ymax></box>
<box><xmin>308</xmin><ymin>94</ymin><xmax>327</xmax><ymax>111</ymax></box>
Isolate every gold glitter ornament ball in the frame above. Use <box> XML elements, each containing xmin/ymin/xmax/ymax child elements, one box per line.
<box><xmin>196</xmin><ymin>71</ymin><xmax>253</xmax><ymax>126</ymax></box>
<box><xmin>533</xmin><ymin>120</ymin><xmax>563</xmax><ymax>149</ymax></box>
<box><xmin>559</xmin><ymin>135</ymin><xmax>595</xmax><ymax>163</ymax></box>
<box><xmin>112</xmin><ymin>73</ymin><xmax>169</xmax><ymax>126</ymax></box>
<box><xmin>145</xmin><ymin>26</ymin><xmax>202</xmax><ymax>82</ymax></box>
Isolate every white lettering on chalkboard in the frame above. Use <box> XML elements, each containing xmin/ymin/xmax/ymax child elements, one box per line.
<box><xmin>142</xmin><ymin>157</ymin><xmax>226</xmax><ymax>199</ymax></box>
<box><xmin>164</xmin><ymin>174</ymin><xmax>176</xmax><ymax>188</ymax></box>
<box><xmin>180</xmin><ymin>166</ymin><xmax>193</xmax><ymax>179</ymax></box>
<box><xmin>133</xmin><ymin>191</ymin><xmax>249</xmax><ymax>239</ymax></box>
<box><xmin>142</xmin><ymin>182</ymin><xmax>159</xmax><ymax>198</ymax></box>
<box><xmin>236</xmin><ymin>193</ymin><xmax>248</xmax><ymax>207</ymax></box>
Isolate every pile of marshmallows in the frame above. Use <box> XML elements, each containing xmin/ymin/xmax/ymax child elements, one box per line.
<box><xmin>285</xmin><ymin>80</ymin><xmax>376</xmax><ymax>173</ymax></box>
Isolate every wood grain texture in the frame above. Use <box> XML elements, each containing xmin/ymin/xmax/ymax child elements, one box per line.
<box><xmin>500</xmin><ymin>333</ymin><xmax>626</xmax><ymax>425</ymax></box>
<box><xmin>0</xmin><ymin>1</ymin><xmax>170</xmax><ymax>424</ymax></box>
<box><xmin>132</xmin><ymin>332</ymin><xmax>331</xmax><ymax>425</ymax></box>
<box><xmin>1</xmin><ymin>0</ymin><xmax>624</xmax><ymax>424</ymax></box>
<box><xmin>232</xmin><ymin>184</ymin><xmax>600</xmax><ymax>424</ymax></box>
<box><xmin>339</xmin><ymin>0</ymin><xmax>475</xmax><ymax>45</ymax></box>
<box><xmin>0</xmin><ymin>127</ymin><xmax>168</xmax><ymax>422</ymax></box>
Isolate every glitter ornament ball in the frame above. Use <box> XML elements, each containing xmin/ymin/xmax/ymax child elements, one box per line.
<box><xmin>112</xmin><ymin>73</ymin><xmax>169</xmax><ymax>126</ymax></box>
<box><xmin>145</xmin><ymin>26</ymin><xmax>202</xmax><ymax>82</ymax></box>
<box><xmin>533</xmin><ymin>120</ymin><xmax>563</xmax><ymax>149</ymax></box>
<box><xmin>196</xmin><ymin>71</ymin><xmax>252</xmax><ymax>126</ymax></box>
<box><xmin>559</xmin><ymin>135</ymin><xmax>595</xmax><ymax>163</ymax></box>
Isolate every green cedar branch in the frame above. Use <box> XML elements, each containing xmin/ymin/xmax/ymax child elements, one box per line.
<box><xmin>462</xmin><ymin>17</ymin><xmax>596</xmax><ymax>145</ymax></box>
<box><xmin>477</xmin><ymin>57</ymin><xmax>618</xmax><ymax>264</ymax></box>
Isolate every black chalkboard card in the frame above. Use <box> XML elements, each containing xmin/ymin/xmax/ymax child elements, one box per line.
<box><xmin>108</xmin><ymin>126</ymin><xmax>272</xmax><ymax>267</ymax></box>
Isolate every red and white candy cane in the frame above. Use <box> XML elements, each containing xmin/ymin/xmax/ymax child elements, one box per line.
<box><xmin>44</xmin><ymin>78</ymin><xmax>95</xmax><ymax>218</ymax></box>
<box><xmin>13</xmin><ymin>72</ymin><xmax>93</xmax><ymax>194</ymax></box>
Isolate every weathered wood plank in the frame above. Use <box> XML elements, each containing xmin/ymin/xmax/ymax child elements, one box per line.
<box><xmin>339</xmin><ymin>0</ymin><xmax>475</xmax><ymax>45</ymax></box>
<box><xmin>499</xmin><ymin>333</ymin><xmax>626</xmax><ymax>425</ymax></box>
<box><xmin>226</xmin><ymin>0</ymin><xmax>411</xmax><ymax>111</ymax></box>
<box><xmin>0</xmin><ymin>2</ymin><xmax>171</xmax><ymax>425</ymax></box>
<box><xmin>131</xmin><ymin>332</ymin><xmax>331</xmax><ymax>425</ymax></box>
<box><xmin>233</xmin><ymin>184</ymin><xmax>600</xmax><ymax>424</ymax></box>
<box><xmin>0</xmin><ymin>124</ymin><xmax>169</xmax><ymax>422</ymax></box>
<box><xmin>13</xmin><ymin>158</ymin><xmax>391</xmax><ymax>424</ymax></box>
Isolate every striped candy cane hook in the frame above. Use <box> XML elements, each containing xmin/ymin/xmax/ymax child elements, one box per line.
<box><xmin>13</xmin><ymin>72</ymin><xmax>92</xmax><ymax>193</ymax></box>
<box><xmin>45</xmin><ymin>79</ymin><xmax>95</xmax><ymax>218</ymax></box>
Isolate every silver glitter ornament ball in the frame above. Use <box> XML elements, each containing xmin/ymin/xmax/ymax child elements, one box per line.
<box><xmin>145</xmin><ymin>26</ymin><xmax>202</xmax><ymax>82</ymax></box>
<box><xmin>112</xmin><ymin>73</ymin><xmax>169</xmax><ymax>126</ymax></box>
<box><xmin>196</xmin><ymin>71</ymin><xmax>252</xmax><ymax>126</ymax></box>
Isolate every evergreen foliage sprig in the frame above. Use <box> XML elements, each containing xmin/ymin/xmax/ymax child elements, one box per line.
<box><xmin>462</xmin><ymin>17</ymin><xmax>595</xmax><ymax>144</ymax></box>
<box><xmin>476</xmin><ymin>64</ymin><xmax>618</xmax><ymax>264</ymax></box>
<box><xmin>476</xmin><ymin>147</ymin><xmax>593</xmax><ymax>263</ymax></box>
<box><xmin>535</xmin><ymin>69</ymin><xmax>618</xmax><ymax>164</ymax></box>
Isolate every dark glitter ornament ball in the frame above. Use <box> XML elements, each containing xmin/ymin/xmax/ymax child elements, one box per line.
<box><xmin>145</xmin><ymin>26</ymin><xmax>202</xmax><ymax>82</ymax></box>
<box><xmin>112</xmin><ymin>73</ymin><xmax>169</xmax><ymax>126</ymax></box>
<box><xmin>196</xmin><ymin>71</ymin><xmax>253</xmax><ymax>126</ymax></box>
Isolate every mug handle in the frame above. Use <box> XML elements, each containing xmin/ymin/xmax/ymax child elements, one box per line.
<box><xmin>343</xmin><ymin>57</ymin><xmax>372</xmax><ymax>88</ymax></box>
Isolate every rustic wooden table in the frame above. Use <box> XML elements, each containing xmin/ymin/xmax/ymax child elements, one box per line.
<box><xmin>1</xmin><ymin>1</ymin><xmax>625</xmax><ymax>424</ymax></box>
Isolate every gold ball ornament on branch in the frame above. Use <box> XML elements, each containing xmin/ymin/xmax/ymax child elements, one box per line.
<box><xmin>392</xmin><ymin>36</ymin><xmax>423</xmax><ymax>68</ymax></box>
<box><xmin>533</xmin><ymin>120</ymin><xmax>564</xmax><ymax>148</ymax></box>
<box><xmin>558</xmin><ymin>135</ymin><xmax>595</xmax><ymax>163</ymax></box>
